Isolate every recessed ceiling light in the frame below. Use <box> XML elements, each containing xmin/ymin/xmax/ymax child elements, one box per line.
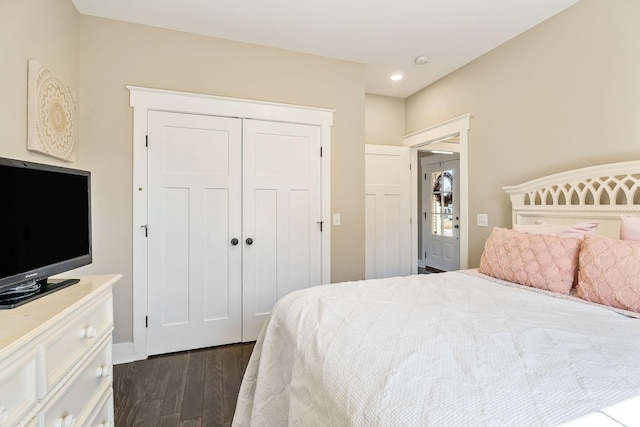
<box><xmin>415</xmin><ymin>55</ymin><xmax>429</xmax><ymax>65</ymax></box>
<box><xmin>390</xmin><ymin>73</ymin><xmax>404</xmax><ymax>81</ymax></box>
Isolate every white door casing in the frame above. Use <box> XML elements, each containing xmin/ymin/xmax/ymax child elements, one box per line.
<box><xmin>365</xmin><ymin>144</ymin><xmax>411</xmax><ymax>279</ymax></box>
<box><xmin>421</xmin><ymin>156</ymin><xmax>460</xmax><ymax>271</ymax></box>
<box><xmin>404</xmin><ymin>114</ymin><xmax>471</xmax><ymax>274</ymax></box>
<box><xmin>128</xmin><ymin>86</ymin><xmax>333</xmax><ymax>363</ymax></box>
<box><xmin>147</xmin><ymin>111</ymin><xmax>242</xmax><ymax>355</ymax></box>
<box><xmin>242</xmin><ymin>120</ymin><xmax>322</xmax><ymax>340</ymax></box>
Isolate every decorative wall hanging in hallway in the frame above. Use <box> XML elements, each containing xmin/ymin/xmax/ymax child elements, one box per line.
<box><xmin>27</xmin><ymin>59</ymin><xmax>77</xmax><ymax>162</ymax></box>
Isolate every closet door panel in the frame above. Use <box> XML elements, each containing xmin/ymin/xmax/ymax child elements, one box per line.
<box><xmin>160</xmin><ymin>187</ymin><xmax>190</xmax><ymax>325</ymax></box>
<box><xmin>242</xmin><ymin>120</ymin><xmax>322</xmax><ymax>341</ymax></box>
<box><xmin>289</xmin><ymin>189</ymin><xmax>312</xmax><ymax>293</ymax></box>
<box><xmin>203</xmin><ymin>188</ymin><xmax>233</xmax><ymax>320</ymax></box>
<box><xmin>253</xmin><ymin>189</ymin><xmax>278</xmax><ymax>314</ymax></box>
<box><xmin>147</xmin><ymin>111</ymin><xmax>242</xmax><ymax>355</ymax></box>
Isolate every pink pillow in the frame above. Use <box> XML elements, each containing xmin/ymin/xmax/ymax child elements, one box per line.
<box><xmin>479</xmin><ymin>227</ymin><xmax>581</xmax><ymax>294</ymax></box>
<box><xmin>513</xmin><ymin>221</ymin><xmax>599</xmax><ymax>239</ymax></box>
<box><xmin>577</xmin><ymin>236</ymin><xmax>640</xmax><ymax>313</ymax></box>
<box><xmin>620</xmin><ymin>216</ymin><xmax>640</xmax><ymax>241</ymax></box>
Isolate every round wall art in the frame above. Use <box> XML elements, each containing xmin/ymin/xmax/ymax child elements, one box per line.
<box><xmin>27</xmin><ymin>59</ymin><xmax>77</xmax><ymax>162</ymax></box>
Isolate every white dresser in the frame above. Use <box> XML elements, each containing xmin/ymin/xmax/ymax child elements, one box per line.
<box><xmin>0</xmin><ymin>275</ymin><xmax>121</xmax><ymax>427</ymax></box>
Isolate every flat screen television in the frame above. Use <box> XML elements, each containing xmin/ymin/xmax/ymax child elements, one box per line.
<box><xmin>0</xmin><ymin>157</ymin><xmax>92</xmax><ymax>308</ymax></box>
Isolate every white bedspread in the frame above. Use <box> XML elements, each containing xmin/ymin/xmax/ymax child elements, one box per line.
<box><xmin>233</xmin><ymin>271</ymin><xmax>640</xmax><ymax>426</ymax></box>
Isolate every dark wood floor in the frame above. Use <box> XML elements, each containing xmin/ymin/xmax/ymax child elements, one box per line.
<box><xmin>113</xmin><ymin>342</ymin><xmax>255</xmax><ymax>427</ymax></box>
<box><xmin>418</xmin><ymin>266</ymin><xmax>444</xmax><ymax>274</ymax></box>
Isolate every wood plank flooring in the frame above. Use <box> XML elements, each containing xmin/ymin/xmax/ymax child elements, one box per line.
<box><xmin>113</xmin><ymin>343</ymin><xmax>255</xmax><ymax>427</ymax></box>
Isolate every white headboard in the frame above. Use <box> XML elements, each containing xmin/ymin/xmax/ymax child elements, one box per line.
<box><xmin>503</xmin><ymin>161</ymin><xmax>640</xmax><ymax>239</ymax></box>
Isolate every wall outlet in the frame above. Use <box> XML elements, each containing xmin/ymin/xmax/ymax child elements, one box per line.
<box><xmin>333</xmin><ymin>213</ymin><xmax>341</xmax><ymax>226</ymax></box>
<box><xmin>477</xmin><ymin>213</ymin><xmax>489</xmax><ymax>227</ymax></box>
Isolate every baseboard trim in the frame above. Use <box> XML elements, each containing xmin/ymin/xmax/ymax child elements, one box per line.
<box><xmin>113</xmin><ymin>342</ymin><xmax>135</xmax><ymax>365</ymax></box>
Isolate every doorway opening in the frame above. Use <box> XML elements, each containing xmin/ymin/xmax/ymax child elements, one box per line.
<box><xmin>419</xmin><ymin>152</ymin><xmax>460</xmax><ymax>271</ymax></box>
<box><xmin>403</xmin><ymin>114</ymin><xmax>470</xmax><ymax>274</ymax></box>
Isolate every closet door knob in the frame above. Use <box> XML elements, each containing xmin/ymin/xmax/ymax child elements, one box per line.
<box><xmin>231</xmin><ymin>238</ymin><xmax>239</xmax><ymax>246</ymax></box>
<box><xmin>246</xmin><ymin>238</ymin><xmax>254</xmax><ymax>245</ymax></box>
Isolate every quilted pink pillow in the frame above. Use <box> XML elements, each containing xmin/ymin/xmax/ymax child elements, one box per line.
<box><xmin>479</xmin><ymin>227</ymin><xmax>581</xmax><ymax>294</ymax></box>
<box><xmin>513</xmin><ymin>221</ymin><xmax>599</xmax><ymax>239</ymax></box>
<box><xmin>620</xmin><ymin>216</ymin><xmax>640</xmax><ymax>241</ymax></box>
<box><xmin>577</xmin><ymin>236</ymin><xmax>640</xmax><ymax>313</ymax></box>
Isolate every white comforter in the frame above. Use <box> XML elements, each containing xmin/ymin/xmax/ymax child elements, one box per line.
<box><xmin>233</xmin><ymin>271</ymin><xmax>640</xmax><ymax>426</ymax></box>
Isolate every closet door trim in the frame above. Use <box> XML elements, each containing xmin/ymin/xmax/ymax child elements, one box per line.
<box><xmin>127</xmin><ymin>86</ymin><xmax>333</xmax><ymax>363</ymax></box>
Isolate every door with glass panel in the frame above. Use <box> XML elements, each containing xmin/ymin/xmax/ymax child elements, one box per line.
<box><xmin>422</xmin><ymin>156</ymin><xmax>460</xmax><ymax>271</ymax></box>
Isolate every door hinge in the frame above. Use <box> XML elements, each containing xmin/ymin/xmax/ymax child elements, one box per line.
<box><xmin>425</xmin><ymin>252</ymin><xmax>427</xmax><ymax>259</ymax></box>
<box><xmin>409</xmin><ymin>163</ymin><xmax>412</xmax><ymax>170</ymax></box>
<box><xmin>317</xmin><ymin>220</ymin><xmax>324</xmax><ymax>232</ymax></box>
<box><xmin>145</xmin><ymin>135</ymin><xmax>148</xmax><ymax>147</ymax></box>
<box><xmin>320</xmin><ymin>146</ymin><xmax>323</xmax><ymax>157</ymax></box>
<box><xmin>146</xmin><ymin>316</ymin><xmax>148</xmax><ymax>328</ymax></box>
<box><xmin>141</xmin><ymin>224</ymin><xmax>148</xmax><ymax>237</ymax></box>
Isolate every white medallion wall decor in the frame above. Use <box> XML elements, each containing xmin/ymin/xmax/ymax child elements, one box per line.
<box><xmin>27</xmin><ymin>59</ymin><xmax>77</xmax><ymax>162</ymax></box>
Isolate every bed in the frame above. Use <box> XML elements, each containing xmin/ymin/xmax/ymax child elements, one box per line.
<box><xmin>233</xmin><ymin>161</ymin><xmax>640</xmax><ymax>426</ymax></box>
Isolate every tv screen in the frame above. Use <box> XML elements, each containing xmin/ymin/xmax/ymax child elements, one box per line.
<box><xmin>0</xmin><ymin>157</ymin><xmax>92</xmax><ymax>298</ymax></box>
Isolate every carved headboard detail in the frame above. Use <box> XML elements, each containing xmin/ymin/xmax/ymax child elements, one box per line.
<box><xmin>503</xmin><ymin>161</ymin><xmax>640</xmax><ymax>239</ymax></box>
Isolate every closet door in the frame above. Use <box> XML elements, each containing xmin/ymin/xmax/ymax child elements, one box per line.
<box><xmin>365</xmin><ymin>144</ymin><xmax>411</xmax><ymax>279</ymax></box>
<box><xmin>147</xmin><ymin>111</ymin><xmax>242</xmax><ymax>355</ymax></box>
<box><xmin>242</xmin><ymin>120</ymin><xmax>322</xmax><ymax>341</ymax></box>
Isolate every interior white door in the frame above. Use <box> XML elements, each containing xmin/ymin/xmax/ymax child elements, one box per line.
<box><xmin>422</xmin><ymin>157</ymin><xmax>460</xmax><ymax>272</ymax></box>
<box><xmin>365</xmin><ymin>144</ymin><xmax>411</xmax><ymax>279</ymax></box>
<box><xmin>147</xmin><ymin>111</ymin><xmax>242</xmax><ymax>355</ymax></box>
<box><xmin>242</xmin><ymin>119</ymin><xmax>322</xmax><ymax>341</ymax></box>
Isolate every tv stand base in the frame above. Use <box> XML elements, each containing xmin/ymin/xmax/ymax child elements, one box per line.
<box><xmin>0</xmin><ymin>278</ymin><xmax>80</xmax><ymax>309</ymax></box>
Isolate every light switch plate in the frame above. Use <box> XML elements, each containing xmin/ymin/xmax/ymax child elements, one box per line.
<box><xmin>333</xmin><ymin>213</ymin><xmax>341</xmax><ymax>226</ymax></box>
<box><xmin>477</xmin><ymin>213</ymin><xmax>489</xmax><ymax>227</ymax></box>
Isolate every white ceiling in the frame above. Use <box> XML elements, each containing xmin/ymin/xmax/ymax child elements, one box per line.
<box><xmin>71</xmin><ymin>0</ymin><xmax>581</xmax><ymax>98</ymax></box>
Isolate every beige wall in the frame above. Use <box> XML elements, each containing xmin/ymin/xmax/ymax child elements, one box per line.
<box><xmin>365</xmin><ymin>94</ymin><xmax>405</xmax><ymax>146</ymax></box>
<box><xmin>406</xmin><ymin>0</ymin><xmax>640</xmax><ymax>267</ymax></box>
<box><xmin>77</xmin><ymin>17</ymin><xmax>365</xmax><ymax>343</ymax></box>
<box><xmin>0</xmin><ymin>0</ymin><xmax>79</xmax><ymax>163</ymax></box>
<box><xmin>0</xmin><ymin>3</ymin><xmax>365</xmax><ymax>345</ymax></box>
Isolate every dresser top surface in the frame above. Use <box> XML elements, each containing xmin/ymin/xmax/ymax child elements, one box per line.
<box><xmin>0</xmin><ymin>274</ymin><xmax>121</xmax><ymax>354</ymax></box>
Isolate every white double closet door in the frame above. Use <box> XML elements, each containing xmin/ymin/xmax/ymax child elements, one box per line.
<box><xmin>147</xmin><ymin>111</ymin><xmax>321</xmax><ymax>355</ymax></box>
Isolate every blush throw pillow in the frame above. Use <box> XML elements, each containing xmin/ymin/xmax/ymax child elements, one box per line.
<box><xmin>513</xmin><ymin>221</ymin><xmax>599</xmax><ymax>239</ymax></box>
<box><xmin>620</xmin><ymin>216</ymin><xmax>640</xmax><ymax>241</ymax></box>
<box><xmin>577</xmin><ymin>236</ymin><xmax>640</xmax><ymax>313</ymax></box>
<box><xmin>479</xmin><ymin>227</ymin><xmax>581</xmax><ymax>294</ymax></box>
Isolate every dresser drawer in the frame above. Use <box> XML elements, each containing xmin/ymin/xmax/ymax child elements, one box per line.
<box><xmin>41</xmin><ymin>337</ymin><xmax>112</xmax><ymax>427</ymax></box>
<box><xmin>0</xmin><ymin>347</ymin><xmax>38</xmax><ymax>427</ymax></box>
<box><xmin>42</xmin><ymin>292</ymin><xmax>112</xmax><ymax>391</ymax></box>
<box><xmin>84</xmin><ymin>388</ymin><xmax>114</xmax><ymax>427</ymax></box>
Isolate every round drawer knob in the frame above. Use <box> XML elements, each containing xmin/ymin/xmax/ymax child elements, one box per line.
<box><xmin>55</xmin><ymin>414</ymin><xmax>75</xmax><ymax>427</ymax></box>
<box><xmin>80</xmin><ymin>325</ymin><xmax>97</xmax><ymax>339</ymax></box>
<box><xmin>0</xmin><ymin>406</ymin><xmax>8</xmax><ymax>423</ymax></box>
<box><xmin>96</xmin><ymin>365</ymin><xmax>112</xmax><ymax>378</ymax></box>
<box><xmin>86</xmin><ymin>325</ymin><xmax>97</xmax><ymax>338</ymax></box>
